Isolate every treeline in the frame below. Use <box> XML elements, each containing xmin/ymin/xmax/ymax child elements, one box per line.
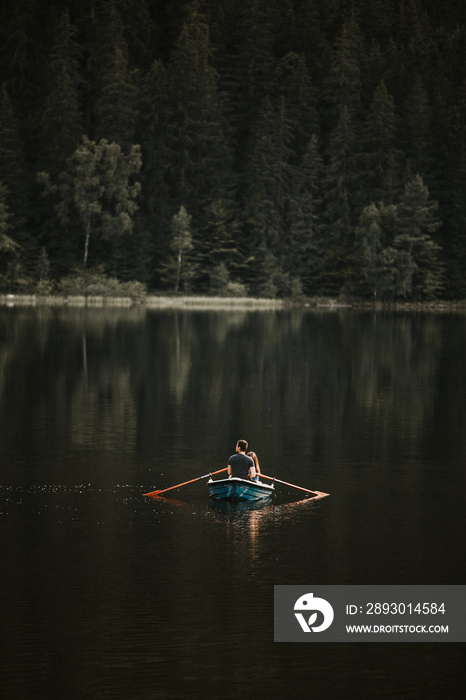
<box><xmin>1</xmin><ymin>0</ymin><xmax>465</xmax><ymax>300</ymax></box>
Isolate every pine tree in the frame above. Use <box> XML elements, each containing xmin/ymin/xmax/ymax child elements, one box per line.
<box><xmin>393</xmin><ymin>174</ymin><xmax>443</xmax><ymax>299</ymax></box>
<box><xmin>271</xmin><ymin>52</ymin><xmax>320</xmax><ymax>164</ymax></box>
<box><xmin>0</xmin><ymin>1</ymin><xmax>42</xmax><ymax>115</ymax></box>
<box><xmin>200</xmin><ymin>199</ymin><xmax>241</xmax><ymax>275</ymax></box>
<box><xmin>0</xmin><ymin>85</ymin><xmax>29</xmax><ymax>233</ymax></box>
<box><xmin>230</xmin><ymin>0</ymin><xmax>276</xmax><ymax>129</ymax></box>
<box><xmin>401</xmin><ymin>74</ymin><xmax>433</xmax><ymax>182</ymax></box>
<box><xmin>244</xmin><ymin>95</ymin><xmax>296</xmax><ymax>255</ymax></box>
<box><xmin>292</xmin><ymin>0</ymin><xmax>331</xmax><ymax>82</ymax></box>
<box><xmin>323</xmin><ymin>17</ymin><xmax>364</xmax><ymax>130</ymax></box>
<box><xmin>323</xmin><ymin>16</ymin><xmax>364</xmax><ymax>234</ymax></box>
<box><xmin>165</xmin><ymin>3</ymin><xmax>233</xmax><ymax>224</ymax></box>
<box><xmin>0</xmin><ymin>182</ymin><xmax>13</xmax><ymax>243</ymax></box>
<box><xmin>359</xmin><ymin>80</ymin><xmax>401</xmax><ymax>208</ymax></box>
<box><xmin>350</xmin><ymin>201</ymin><xmax>400</xmax><ymax>300</ymax></box>
<box><xmin>39</xmin><ymin>10</ymin><xmax>84</xmax><ymax>174</ymax></box>
<box><xmin>93</xmin><ymin>2</ymin><xmax>140</xmax><ymax>149</ymax></box>
<box><xmin>289</xmin><ymin>134</ymin><xmax>326</xmax><ymax>294</ymax></box>
<box><xmin>321</xmin><ymin>16</ymin><xmax>366</xmax><ymax>294</ymax></box>
<box><xmin>0</xmin><ymin>181</ymin><xmax>22</xmax><ymax>290</ymax></box>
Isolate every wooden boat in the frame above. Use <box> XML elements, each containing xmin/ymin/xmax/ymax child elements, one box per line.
<box><xmin>207</xmin><ymin>477</ymin><xmax>274</xmax><ymax>502</ymax></box>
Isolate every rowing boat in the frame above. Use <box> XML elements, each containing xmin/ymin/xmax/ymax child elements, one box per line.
<box><xmin>144</xmin><ymin>469</ymin><xmax>329</xmax><ymax>502</ymax></box>
<box><xmin>207</xmin><ymin>477</ymin><xmax>274</xmax><ymax>502</ymax></box>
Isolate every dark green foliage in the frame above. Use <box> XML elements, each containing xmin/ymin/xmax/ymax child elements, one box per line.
<box><xmin>39</xmin><ymin>10</ymin><xmax>84</xmax><ymax>173</ymax></box>
<box><xmin>0</xmin><ymin>0</ymin><xmax>465</xmax><ymax>298</ymax></box>
<box><xmin>350</xmin><ymin>176</ymin><xmax>443</xmax><ymax>300</ymax></box>
<box><xmin>0</xmin><ymin>85</ymin><xmax>29</xmax><ymax>230</ymax></box>
<box><xmin>37</xmin><ymin>136</ymin><xmax>141</xmax><ymax>269</ymax></box>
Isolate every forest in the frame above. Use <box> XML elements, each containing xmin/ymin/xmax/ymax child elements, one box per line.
<box><xmin>1</xmin><ymin>0</ymin><xmax>465</xmax><ymax>301</ymax></box>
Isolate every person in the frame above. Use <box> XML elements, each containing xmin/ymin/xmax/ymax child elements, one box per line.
<box><xmin>247</xmin><ymin>451</ymin><xmax>261</xmax><ymax>481</ymax></box>
<box><xmin>228</xmin><ymin>440</ymin><xmax>255</xmax><ymax>480</ymax></box>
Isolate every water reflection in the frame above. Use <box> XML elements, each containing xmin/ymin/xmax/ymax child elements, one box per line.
<box><xmin>1</xmin><ymin>304</ymin><xmax>465</xmax><ymax>699</ymax></box>
<box><xmin>1</xmin><ymin>306</ymin><xmax>465</xmax><ymax>486</ymax></box>
<box><xmin>207</xmin><ymin>496</ymin><xmax>326</xmax><ymax>565</ymax></box>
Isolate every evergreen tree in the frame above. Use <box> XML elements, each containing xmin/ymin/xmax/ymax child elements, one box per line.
<box><xmin>323</xmin><ymin>16</ymin><xmax>364</xmax><ymax>129</ymax></box>
<box><xmin>321</xmin><ymin>16</ymin><xmax>366</xmax><ymax>294</ymax></box>
<box><xmin>350</xmin><ymin>201</ymin><xmax>400</xmax><ymax>300</ymax></box>
<box><xmin>200</xmin><ymin>199</ymin><xmax>241</xmax><ymax>276</ymax></box>
<box><xmin>325</xmin><ymin>103</ymin><xmax>359</xmax><ymax>242</ymax></box>
<box><xmin>401</xmin><ymin>74</ymin><xmax>433</xmax><ymax>182</ymax></box>
<box><xmin>39</xmin><ymin>10</ymin><xmax>84</xmax><ymax>174</ymax></box>
<box><xmin>0</xmin><ymin>0</ymin><xmax>463</xmax><ymax>297</ymax></box>
<box><xmin>113</xmin><ymin>0</ymin><xmax>156</xmax><ymax>69</ymax></box>
<box><xmin>0</xmin><ymin>85</ymin><xmax>29</xmax><ymax>233</ymax></box>
<box><xmin>244</xmin><ymin>96</ymin><xmax>295</xmax><ymax>255</ymax></box>
<box><xmin>289</xmin><ymin>134</ymin><xmax>326</xmax><ymax>294</ymax></box>
<box><xmin>138</xmin><ymin>58</ymin><xmax>172</xmax><ymax>286</ymax></box>
<box><xmin>292</xmin><ymin>0</ymin><xmax>331</xmax><ymax>82</ymax></box>
<box><xmin>0</xmin><ymin>1</ymin><xmax>42</xmax><ymax>114</ymax></box>
<box><xmin>230</xmin><ymin>0</ymin><xmax>276</xmax><ymax>130</ymax></box>
<box><xmin>271</xmin><ymin>52</ymin><xmax>320</xmax><ymax>163</ymax></box>
<box><xmin>0</xmin><ymin>181</ymin><xmax>22</xmax><ymax>291</ymax></box>
<box><xmin>93</xmin><ymin>2</ymin><xmax>140</xmax><ymax>149</ymax></box>
<box><xmin>394</xmin><ymin>174</ymin><xmax>443</xmax><ymax>299</ymax></box>
<box><xmin>0</xmin><ymin>182</ymin><xmax>13</xmax><ymax>243</ymax></box>
<box><xmin>165</xmin><ymin>3</ymin><xmax>233</xmax><ymax>224</ymax></box>
<box><xmin>359</xmin><ymin>80</ymin><xmax>401</xmax><ymax>208</ymax></box>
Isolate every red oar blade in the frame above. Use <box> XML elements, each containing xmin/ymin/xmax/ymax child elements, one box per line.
<box><xmin>261</xmin><ymin>474</ymin><xmax>329</xmax><ymax>498</ymax></box>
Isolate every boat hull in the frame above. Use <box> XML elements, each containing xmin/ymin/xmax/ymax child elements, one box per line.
<box><xmin>207</xmin><ymin>477</ymin><xmax>274</xmax><ymax>502</ymax></box>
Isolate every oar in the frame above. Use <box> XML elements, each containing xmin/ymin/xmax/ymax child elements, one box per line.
<box><xmin>261</xmin><ymin>473</ymin><xmax>329</xmax><ymax>498</ymax></box>
<box><xmin>144</xmin><ymin>468</ymin><xmax>228</xmax><ymax>497</ymax></box>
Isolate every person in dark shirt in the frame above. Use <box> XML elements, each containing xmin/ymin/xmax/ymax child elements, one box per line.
<box><xmin>228</xmin><ymin>439</ymin><xmax>255</xmax><ymax>480</ymax></box>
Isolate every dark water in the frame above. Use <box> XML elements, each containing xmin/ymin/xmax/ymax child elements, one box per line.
<box><xmin>1</xmin><ymin>305</ymin><xmax>465</xmax><ymax>699</ymax></box>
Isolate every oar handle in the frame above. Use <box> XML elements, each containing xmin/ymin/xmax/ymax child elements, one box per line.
<box><xmin>144</xmin><ymin>467</ymin><xmax>228</xmax><ymax>497</ymax></box>
<box><xmin>261</xmin><ymin>473</ymin><xmax>326</xmax><ymax>497</ymax></box>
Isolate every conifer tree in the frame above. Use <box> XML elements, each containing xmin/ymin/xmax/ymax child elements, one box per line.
<box><xmin>138</xmin><ymin>58</ymin><xmax>172</xmax><ymax>284</ymax></box>
<box><xmin>393</xmin><ymin>174</ymin><xmax>443</xmax><ymax>298</ymax></box>
<box><xmin>289</xmin><ymin>134</ymin><xmax>326</xmax><ymax>294</ymax></box>
<box><xmin>200</xmin><ymin>199</ymin><xmax>241</xmax><ymax>277</ymax></box>
<box><xmin>360</xmin><ymin>80</ymin><xmax>401</xmax><ymax>208</ymax></box>
<box><xmin>271</xmin><ymin>52</ymin><xmax>320</xmax><ymax>164</ymax></box>
<box><xmin>351</xmin><ymin>201</ymin><xmax>399</xmax><ymax>300</ymax></box>
<box><xmin>292</xmin><ymin>0</ymin><xmax>330</xmax><ymax>81</ymax></box>
<box><xmin>324</xmin><ymin>17</ymin><xmax>364</xmax><ymax>234</ymax></box>
<box><xmin>93</xmin><ymin>2</ymin><xmax>140</xmax><ymax>149</ymax></box>
<box><xmin>0</xmin><ymin>85</ymin><xmax>29</xmax><ymax>233</ymax></box>
<box><xmin>0</xmin><ymin>181</ymin><xmax>22</xmax><ymax>290</ymax></box>
<box><xmin>39</xmin><ymin>10</ymin><xmax>84</xmax><ymax>174</ymax></box>
<box><xmin>0</xmin><ymin>1</ymin><xmax>41</xmax><ymax>116</ymax></box>
<box><xmin>0</xmin><ymin>182</ymin><xmax>13</xmax><ymax>243</ymax></box>
<box><xmin>165</xmin><ymin>3</ymin><xmax>233</xmax><ymax>224</ymax></box>
<box><xmin>231</xmin><ymin>0</ymin><xmax>276</xmax><ymax>129</ymax></box>
<box><xmin>401</xmin><ymin>74</ymin><xmax>433</xmax><ymax>182</ymax></box>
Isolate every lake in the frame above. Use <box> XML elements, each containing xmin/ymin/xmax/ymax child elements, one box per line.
<box><xmin>1</xmin><ymin>304</ymin><xmax>465</xmax><ymax>699</ymax></box>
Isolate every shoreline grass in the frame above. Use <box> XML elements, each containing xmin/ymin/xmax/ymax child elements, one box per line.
<box><xmin>1</xmin><ymin>293</ymin><xmax>465</xmax><ymax>312</ymax></box>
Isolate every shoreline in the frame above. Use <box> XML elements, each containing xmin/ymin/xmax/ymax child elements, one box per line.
<box><xmin>0</xmin><ymin>293</ymin><xmax>285</xmax><ymax>310</ymax></box>
<box><xmin>1</xmin><ymin>293</ymin><xmax>465</xmax><ymax>312</ymax></box>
